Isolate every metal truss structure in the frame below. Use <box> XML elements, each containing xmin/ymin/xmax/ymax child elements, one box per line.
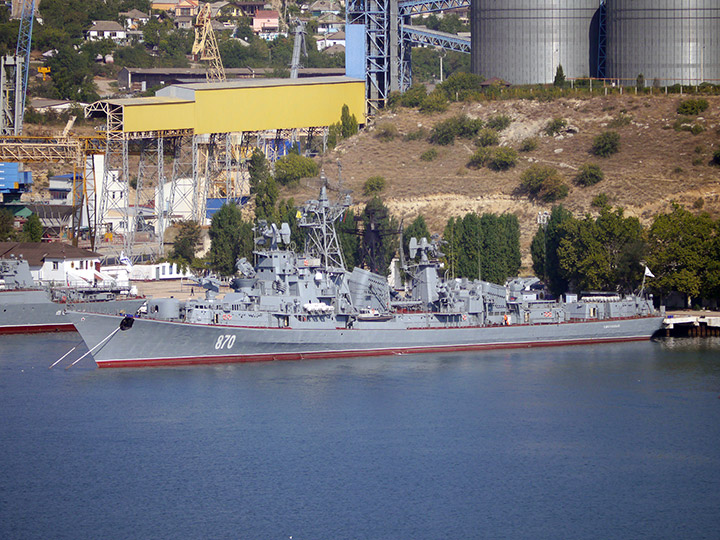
<box><xmin>192</xmin><ymin>3</ymin><xmax>226</xmax><ymax>82</ymax></box>
<box><xmin>0</xmin><ymin>134</ymin><xmax>106</xmax><ymax>244</ymax></box>
<box><xmin>347</xmin><ymin>0</ymin><xmax>471</xmax><ymax>113</ymax></box>
<box><xmin>597</xmin><ymin>0</ymin><xmax>607</xmax><ymax>80</ymax></box>
<box><xmin>402</xmin><ymin>25</ymin><xmax>470</xmax><ymax>53</ymax></box>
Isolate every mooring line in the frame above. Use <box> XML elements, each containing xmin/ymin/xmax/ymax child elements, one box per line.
<box><xmin>64</xmin><ymin>327</ymin><xmax>121</xmax><ymax>370</ymax></box>
<box><xmin>49</xmin><ymin>346</ymin><xmax>78</xmax><ymax>369</ymax></box>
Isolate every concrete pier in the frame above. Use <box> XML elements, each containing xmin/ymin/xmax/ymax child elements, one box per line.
<box><xmin>663</xmin><ymin>313</ymin><xmax>720</xmax><ymax>337</ymax></box>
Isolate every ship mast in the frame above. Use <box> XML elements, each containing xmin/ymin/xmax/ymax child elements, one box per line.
<box><xmin>299</xmin><ymin>177</ymin><xmax>351</xmax><ymax>272</ymax></box>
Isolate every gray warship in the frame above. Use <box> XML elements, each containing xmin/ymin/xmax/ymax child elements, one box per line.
<box><xmin>0</xmin><ymin>256</ymin><xmax>146</xmax><ymax>334</ymax></box>
<box><xmin>66</xmin><ymin>185</ymin><xmax>664</xmax><ymax>368</ymax></box>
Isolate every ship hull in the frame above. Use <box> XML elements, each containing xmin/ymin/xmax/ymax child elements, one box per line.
<box><xmin>67</xmin><ymin>312</ymin><xmax>665</xmax><ymax>368</ymax></box>
<box><xmin>0</xmin><ymin>290</ymin><xmax>145</xmax><ymax>335</ymax></box>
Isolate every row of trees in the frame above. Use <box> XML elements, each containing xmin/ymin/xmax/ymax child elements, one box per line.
<box><xmin>0</xmin><ymin>210</ymin><xmax>43</xmax><ymax>242</ymax></box>
<box><xmin>531</xmin><ymin>204</ymin><xmax>720</xmax><ymax>304</ymax></box>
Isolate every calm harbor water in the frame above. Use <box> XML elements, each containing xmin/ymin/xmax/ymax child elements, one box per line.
<box><xmin>1</xmin><ymin>334</ymin><xmax>719</xmax><ymax>540</ymax></box>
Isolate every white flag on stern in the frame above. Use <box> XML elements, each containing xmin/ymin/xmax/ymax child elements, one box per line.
<box><xmin>644</xmin><ymin>266</ymin><xmax>655</xmax><ymax>278</ymax></box>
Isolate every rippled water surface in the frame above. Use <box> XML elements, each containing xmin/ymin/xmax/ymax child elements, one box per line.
<box><xmin>2</xmin><ymin>335</ymin><xmax>719</xmax><ymax>539</ymax></box>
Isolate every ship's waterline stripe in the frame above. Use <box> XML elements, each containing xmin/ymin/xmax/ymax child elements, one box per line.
<box><xmin>96</xmin><ymin>334</ymin><xmax>652</xmax><ymax>368</ymax></box>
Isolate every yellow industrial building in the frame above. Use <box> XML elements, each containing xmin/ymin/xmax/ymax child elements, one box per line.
<box><xmin>90</xmin><ymin>76</ymin><xmax>366</xmax><ymax>135</ymax></box>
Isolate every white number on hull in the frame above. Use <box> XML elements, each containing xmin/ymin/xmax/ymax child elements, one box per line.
<box><xmin>214</xmin><ymin>334</ymin><xmax>236</xmax><ymax>350</ymax></box>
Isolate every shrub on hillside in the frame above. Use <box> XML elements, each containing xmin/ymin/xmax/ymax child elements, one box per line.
<box><xmin>591</xmin><ymin>131</ymin><xmax>620</xmax><ymax>157</ymax></box>
<box><xmin>403</xmin><ymin>127</ymin><xmax>428</xmax><ymax>141</ymax></box>
<box><xmin>575</xmin><ymin>163</ymin><xmax>604</xmax><ymax>186</ymax></box>
<box><xmin>487</xmin><ymin>147</ymin><xmax>518</xmax><ymax>171</ymax></box>
<box><xmin>591</xmin><ymin>192</ymin><xmax>610</xmax><ymax>209</ymax></box>
<box><xmin>467</xmin><ymin>147</ymin><xmax>490</xmax><ymax>168</ymax></box>
<box><xmin>545</xmin><ymin>117</ymin><xmax>567</xmax><ymax>136</ymax></box>
<box><xmin>608</xmin><ymin>113</ymin><xmax>632</xmax><ymax>128</ymax></box>
<box><xmin>375</xmin><ymin>122</ymin><xmax>398</xmax><ymax>141</ymax></box>
<box><xmin>429</xmin><ymin>115</ymin><xmax>483</xmax><ymax>145</ymax></box>
<box><xmin>519</xmin><ymin>137</ymin><xmax>538</xmax><ymax>152</ymax></box>
<box><xmin>486</xmin><ymin>114</ymin><xmax>512</xmax><ymax>131</ymax></box>
<box><xmin>475</xmin><ymin>128</ymin><xmax>499</xmax><ymax>147</ymax></box>
<box><xmin>363</xmin><ymin>176</ymin><xmax>386</xmax><ymax>196</ymax></box>
<box><xmin>389</xmin><ymin>84</ymin><xmax>427</xmax><ymax>109</ymax></box>
<box><xmin>713</xmin><ymin>150</ymin><xmax>720</xmax><ymax>166</ymax></box>
<box><xmin>420</xmin><ymin>148</ymin><xmax>438</xmax><ymax>162</ymax></box>
<box><xmin>419</xmin><ymin>92</ymin><xmax>449</xmax><ymax>114</ymax></box>
<box><xmin>677</xmin><ymin>98</ymin><xmax>709</xmax><ymax>116</ymax></box>
<box><xmin>519</xmin><ymin>165</ymin><xmax>568</xmax><ymax>202</ymax></box>
<box><xmin>274</xmin><ymin>154</ymin><xmax>319</xmax><ymax>185</ymax></box>
<box><xmin>435</xmin><ymin>72</ymin><xmax>485</xmax><ymax>102</ymax></box>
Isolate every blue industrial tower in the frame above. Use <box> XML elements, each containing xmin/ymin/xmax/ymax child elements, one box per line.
<box><xmin>346</xmin><ymin>0</ymin><xmax>471</xmax><ymax>114</ymax></box>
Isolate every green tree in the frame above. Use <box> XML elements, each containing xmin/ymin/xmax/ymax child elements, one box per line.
<box><xmin>274</xmin><ymin>153</ymin><xmax>319</xmax><ymax>185</ymax></box>
<box><xmin>340</xmin><ymin>104</ymin><xmax>359</xmax><ymax>138</ymax></box>
<box><xmin>557</xmin><ymin>207</ymin><xmax>645</xmax><ymax>293</ymax></box>
<box><xmin>457</xmin><ymin>213</ymin><xmax>482</xmax><ymax>279</ymax></box>
<box><xmin>169</xmin><ymin>220</ymin><xmax>201</xmax><ymax>266</ymax></box>
<box><xmin>208</xmin><ymin>203</ymin><xmax>253</xmax><ymax>276</ymax></box>
<box><xmin>254</xmin><ymin>176</ymin><xmax>279</xmax><ymax>222</ymax></box>
<box><xmin>646</xmin><ymin>204</ymin><xmax>716</xmax><ymax>304</ymax></box>
<box><xmin>553</xmin><ymin>65</ymin><xmax>566</xmax><ymax>87</ymax></box>
<box><xmin>248</xmin><ymin>149</ymin><xmax>272</xmax><ymax>194</ymax></box>
<box><xmin>22</xmin><ymin>214</ymin><xmax>42</xmax><ymax>242</ymax></box>
<box><xmin>337</xmin><ymin>208</ymin><xmax>359</xmax><ymax>271</ymax></box>
<box><xmin>0</xmin><ymin>208</ymin><xmax>15</xmax><ymax>241</ymax></box>
<box><xmin>44</xmin><ymin>45</ymin><xmax>99</xmax><ymax>101</ymax></box>
<box><xmin>443</xmin><ymin>216</ymin><xmax>463</xmax><ymax>278</ymax></box>
<box><xmin>540</xmin><ymin>205</ymin><xmax>574</xmax><ymax>296</ymax></box>
<box><xmin>359</xmin><ymin>197</ymin><xmax>398</xmax><ymax>275</ymax></box>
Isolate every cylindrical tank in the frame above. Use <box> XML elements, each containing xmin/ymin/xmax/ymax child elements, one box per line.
<box><xmin>606</xmin><ymin>0</ymin><xmax>720</xmax><ymax>85</ymax></box>
<box><xmin>471</xmin><ymin>0</ymin><xmax>600</xmax><ymax>85</ymax></box>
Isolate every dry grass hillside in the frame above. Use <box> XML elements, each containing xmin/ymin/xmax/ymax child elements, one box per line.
<box><xmin>285</xmin><ymin>93</ymin><xmax>720</xmax><ymax>267</ymax></box>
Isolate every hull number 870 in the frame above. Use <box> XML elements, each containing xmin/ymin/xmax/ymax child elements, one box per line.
<box><xmin>215</xmin><ymin>334</ymin><xmax>236</xmax><ymax>350</ymax></box>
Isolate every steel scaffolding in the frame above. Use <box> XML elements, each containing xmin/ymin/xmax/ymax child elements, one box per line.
<box><xmin>347</xmin><ymin>0</ymin><xmax>471</xmax><ymax>112</ymax></box>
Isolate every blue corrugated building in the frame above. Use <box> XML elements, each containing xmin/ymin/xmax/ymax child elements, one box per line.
<box><xmin>0</xmin><ymin>162</ymin><xmax>33</xmax><ymax>200</ymax></box>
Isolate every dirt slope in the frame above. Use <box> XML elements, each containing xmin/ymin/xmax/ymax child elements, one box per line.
<box><xmin>285</xmin><ymin>93</ymin><xmax>720</xmax><ymax>267</ymax></box>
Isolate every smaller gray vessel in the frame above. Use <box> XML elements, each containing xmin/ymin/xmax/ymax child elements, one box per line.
<box><xmin>0</xmin><ymin>256</ymin><xmax>145</xmax><ymax>335</ymax></box>
<box><xmin>67</xmin><ymin>185</ymin><xmax>664</xmax><ymax>368</ymax></box>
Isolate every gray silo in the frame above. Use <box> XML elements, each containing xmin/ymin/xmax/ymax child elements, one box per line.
<box><xmin>471</xmin><ymin>0</ymin><xmax>600</xmax><ymax>85</ymax></box>
<box><xmin>606</xmin><ymin>1</ymin><xmax>720</xmax><ymax>85</ymax></box>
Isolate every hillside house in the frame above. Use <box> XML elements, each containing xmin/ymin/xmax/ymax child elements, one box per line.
<box><xmin>252</xmin><ymin>10</ymin><xmax>280</xmax><ymax>35</ymax></box>
<box><xmin>233</xmin><ymin>1</ymin><xmax>266</xmax><ymax>17</ymax></box>
<box><xmin>319</xmin><ymin>30</ymin><xmax>345</xmax><ymax>49</ymax></box>
<box><xmin>151</xmin><ymin>0</ymin><xmax>199</xmax><ymax>17</ymax></box>
<box><xmin>308</xmin><ymin>0</ymin><xmax>341</xmax><ymax>17</ymax></box>
<box><xmin>120</xmin><ymin>9</ymin><xmax>150</xmax><ymax>30</ymax></box>
<box><xmin>86</xmin><ymin>21</ymin><xmax>127</xmax><ymax>42</ymax></box>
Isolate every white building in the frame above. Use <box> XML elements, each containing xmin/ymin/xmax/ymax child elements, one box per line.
<box><xmin>86</xmin><ymin>21</ymin><xmax>127</xmax><ymax>42</ymax></box>
<box><xmin>0</xmin><ymin>242</ymin><xmax>102</xmax><ymax>286</ymax></box>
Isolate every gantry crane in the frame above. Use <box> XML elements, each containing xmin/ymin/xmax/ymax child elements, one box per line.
<box><xmin>1</xmin><ymin>0</ymin><xmax>35</xmax><ymax>135</ymax></box>
<box><xmin>192</xmin><ymin>3</ymin><xmax>226</xmax><ymax>83</ymax></box>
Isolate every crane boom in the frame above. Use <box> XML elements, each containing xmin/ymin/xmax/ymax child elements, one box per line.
<box><xmin>192</xmin><ymin>3</ymin><xmax>226</xmax><ymax>83</ymax></box>
<box><xmin>15</xmin><ymin>0</ymin><xmax>35</xmax><ymax>134</ymax></box>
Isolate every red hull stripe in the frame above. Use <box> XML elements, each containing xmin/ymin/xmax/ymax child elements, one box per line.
<box><xmin>97</xmin><ymin>335</ymin><xmax>651</xmax><ymax>368</ymax></box>
<box><xmin>0</xmin><ymin>323</ymin><xmax>76</xmax><ymax>335</ymax></box>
